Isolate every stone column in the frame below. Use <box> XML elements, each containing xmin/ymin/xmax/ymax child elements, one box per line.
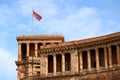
<box><xmin>62</xmin><ymin>53</ymin><xmax>65</xmax><ymax>74</ymax></box>
<box><xmin>53</xmin><ymin>55</ymin><xmax>56</xmax><ymax>75</ymax></box>
<box><xmin>27</xmin><ymin>43</ymin><xmax>29</xmax><ymax>57</ymax></box>
<box><xmin>96</xmin><ymin>48</ymin><xmax>99</xmax><ymax>70</ymax></box>
<box><xmin>87</xmin><ymin>50</ymin><xmax>91</xmax><ymax>71</ymax></box>
<box><xmin>46</xmin><ymin>56</ymin><xmax>48</xmax><ymax>76</ymax></box>
<box><xmin>108</xmin><ymin>46</ymin><xmax>112</xmax><ymax>68</ymax></box>
<box><xmin>18</xmin><ymin>66</ymin><xmax>21</xmax><ymax>80</ymax></box>
<box><xmin>18</xmin><ymin>43</ymin><xmax>21</xmax><ymax>61</ymax></box>
<box><xmin>71</xmin><ymin>50</ymin><xmax>79</xmax><ymax>73</ymax></box>
<box><xmin>40</xmin><ymin>55</ymin><xmax>48</xmax><ymax>76</ymax></box>
<box><xmin>104</xmin><ymin>47</ymin><xmax>108</xmax><ymax>69</ymax></box>
<box><xmin>35</xmin><ymin>43</ymin><xmax>38</xmax><ymax>57</ymax></box>
<box><xmin>116</xmin><ymin>45</ymin><xmax>120</xmax><ymax>66</ymax></box>
<box><xmin>80</xmin><ymin>52</ymin><xmax>83</xmax><ymax>71</ymax></box>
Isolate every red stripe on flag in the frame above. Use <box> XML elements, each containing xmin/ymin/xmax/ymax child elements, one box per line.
<box><xmin>33</xmin><ymin>11</ymin><xmax>42</xmax><ymax>21</ymax></box>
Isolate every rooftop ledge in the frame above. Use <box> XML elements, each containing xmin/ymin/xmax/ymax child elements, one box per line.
<box><xmin>42</xmin><ymin>32</ymin><xmax>120</xmax><ymax>49</ymax></box>
<box><xmin>17</xmin><ymin>34</ymin><xmax>64</xmax><ymax>41</ymax></box>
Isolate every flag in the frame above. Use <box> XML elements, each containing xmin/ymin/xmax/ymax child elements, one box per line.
<box><xmin>33</xmin><ymin>11</ymin><xmax>42</xmax><ymax>21</ymax></box>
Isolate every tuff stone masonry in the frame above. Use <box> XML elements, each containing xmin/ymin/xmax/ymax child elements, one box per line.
<box><xmin>15</xmin><ymin>32</ymin><xmax>120</xmax><ymax>80</ymax></box>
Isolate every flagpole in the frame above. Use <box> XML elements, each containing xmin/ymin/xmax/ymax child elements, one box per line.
<box><xmin>32</xmin><ymin>9</ymin><xmax>34</xmax><ymax>34</ymax></box>
<box><xmin>32</xmin><ymin>9</ymin><xmax>42</xmax><ymax>34</ymax></box>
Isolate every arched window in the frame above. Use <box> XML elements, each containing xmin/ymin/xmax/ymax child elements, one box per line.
<box><xmin>56</xmin><ymin>54</ymin><xmax>62</xmax><ymax>72</ymax></box>
<box><xmin>48</xmin><ymin>55</ymin><xmax>53</xmax><ymax>73</ymax></box>
<box><xmin>82</xmin><ymin>51</ymin><xmax>88</xmax><ymax>69</ymax></box>
<box><xmin>98</xmin><ymin>48</ymin><xmax>104</xmax><ymax>67</ymax></box>
<box><xmin>65</xmin><ymin>53</ymin><xmax>71</xmax><ymax>71</ymax></box>
<box><xmin>90</xmin><ymin>49</ymin><xmax>96</xmax><ymax>68</ymax></box>
<box><xmin>37</xmin><ymin>43</ymin><xmax>43</xmax><ymax>57</ymax></box>
<box><xmin>29</xmin><ymin>43</ymin><xmax>35</xmax><ymax>57</ymax></box>
<box><xmin>21</xmin><ymin>43</ymin><xmax>26</xmax><ymax>60</ymax></box>
<box><xmin>111</xmin><ymin>45</ymin><xmax>118</xmax><ymax>65</ymax></box>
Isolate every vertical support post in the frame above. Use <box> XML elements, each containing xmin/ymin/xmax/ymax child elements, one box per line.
<box><xmin>62</xmin><ymin>53</ymin><xmax>65</xmax><ymax>74</ymax></box>
<box><xmin>108</xmin><ymin>46</ymin><xmax>112</xmax><ymax>68</ymax></box>
<box><xmin>27</xmin><ymin>43</ymin><xmax>29</xmax><ymax>57</ymax></box>
<box><xmin>96</xmin><ymin>48</ymin><xmax>99</xmax><ymax>71</ymax></box>
<box><xmin>18</xmin><ymin>43</ymin><xmax>21</xmax><ymax>61</ymax></box>
<box><xmin>71</xmin><ymin>50</ymin><xmax>79</xmax><ymax>73</ymax></box>
<box><xmin>53</xmin><ymin>55</ymin><xmax>56</xmax><ymax>75</ymax></box>
<box><xmin>88</xmin><ymin>50</ymin><xmax>91</xmax><ymax>71</ymax></box>
<box><xmin>35</xmin><ymin>43</ymin><xmax>38</xmax><ymax>57</ymax></box>
<box><xmin>46</xmin><ymin>56</ymin><xmax>48</xmax><ymax>76</ymax></box>
<box><xmin>117</xmin><ymin>45</ymin><xmax>120</xmax><ymax>66</ymax></box>
<box><xmin>104</xmin><ymin>47</ymin><xmax>108</xmax><ymax>69</ymax></box>
<box><xmin>80</xmin><ymin>52</ymin><xmax>83</xmax><ymax>71</ymax></box>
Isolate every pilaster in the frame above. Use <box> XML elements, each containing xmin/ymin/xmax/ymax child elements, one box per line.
<box><xmin>104</xmin><ymin>47</ymin><xmax>108</xmax><ymax>69</ymax></box>
<box><xmin>27</xmin><ymin>43</ymin><xmax>29</xmax><ymax>57</ymax></box>
<box><xmin>18</xmin><ymin>43</ymin><xmax>21</xmax><ymax>61</ymax></box>
<box><xmin>116</xmin><ymin>45</ymin><xmax>120</xmax><ymax>66</ymax></box>
<box><xmin>53</xmin><ymin>55</ymin><xmax>56</xmax><ymax>75</ymax></box>
<box><xmin>80</xmin><ymin>52</ymin><xmax>83</xmax><ymax>71</ymax></box>
<box><xmin>35</xmin><ymin>43</ymin><xmax>38</xmax><ymax>57</ymax></box>
<box><xmin>45</xmin><ymin>56</ymin><xmax>48</xmax><ymax>76</ymax></box>
<box><xmin>96</xmin><ymin>48</ymin><xmax>99</xmax><ymax>70</ymax></box>
<box><xmin>108</xmin><ymin>46</ymin><xmax>112</xmax><ymax>68</ymax></box>
<box><xmin>62</xmin><ymin>53</ymin><xmax>65</xmax><ymax>74</ymax></box>
<box><xmin>87</xmin><ymin>50</ymin><xmax>91</xmax><ymax>71</ymax></box>
<box><xmin>71</xmin><ymin>50</ymin><xmax>79</xmax><ymax>73</ymax></box>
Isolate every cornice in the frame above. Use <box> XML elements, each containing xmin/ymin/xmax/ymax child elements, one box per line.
<box><xmin>17</xmin><ymin>34</ymin><xmax>64</xmax><ymax>41</ymax></box>
<box><xmin>38</xmin><ymin>33</ymin><xmax>120</xmax><ymax>54</ymax></box>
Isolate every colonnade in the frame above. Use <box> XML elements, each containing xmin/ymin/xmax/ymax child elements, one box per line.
<box><xmin>79</xmin><ymin>44</ymin><xmax>120</xmax><ymax>72</ymax></box>
<box><xmin>47</xmin><ymin>53</ymin><xmax>71</xmax><ymax>76</ymax></box>
<box><xmin>18</xmin><ymin>42</ymin><xmax>120</xmax><ymax>75</ymax></box>
<box><xmin>46</xmin><ymin>44</ymin><xmax>120</xmax><ymax>75</ymax></box>
<box><xmin>18</xmin><ymin>42</ymin><xmax>48</xmax><ymax>61</ymax></box>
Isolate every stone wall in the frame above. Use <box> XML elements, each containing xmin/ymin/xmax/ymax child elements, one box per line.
<box><xmin>40</xmin><ymin>56</ymin><xmax>47</xmax><ymax>77</ymax></box>
<box><xmin>37</xmin><ymin>69</ymin><xmax>120</xmax><ymax>80</ymax></box>
<box><xmin>71</xmin><ymin>50</ymin><xmax>79</xmax><ymax>74</ymax></box>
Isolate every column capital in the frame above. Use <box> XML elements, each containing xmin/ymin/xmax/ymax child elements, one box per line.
<box><xmin>26</xmin><ymin>43</ymin><xmax>30</xmax><ymax>45</ymax></box>
<box><xmin>34</xmin><ymin>42</ymin><xmax>38</xmax><ymax>45</ymax></box>
<box><xmin>107</xmin><ymin>45</ymin><xmax>111</xmax><ymax>48</ymax></box>
<box><xmin>18</xmin><ymin>42</ymin><xmax>22</xmax><ymax>45</ymax></box>
<box><xmin>53</xmin><ymin>53</ymin><xmax>57</xmax><ymax>56</ymax></box>
<box><xmin>95</xmin><ymin>48</ymin><xmax>98</xmax><ymax>50</ymax></box>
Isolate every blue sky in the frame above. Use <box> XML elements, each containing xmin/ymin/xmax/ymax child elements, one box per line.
<box><xmin>0</xmin><ymin>0</ymin><xmax>120</xmax><ymax>80</ymax></box>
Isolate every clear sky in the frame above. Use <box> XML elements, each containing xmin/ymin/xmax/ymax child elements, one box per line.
<box><xmin>0</xmin><ymin>0</ymin><xmax>120</xmax><ymax>80</ymax></box>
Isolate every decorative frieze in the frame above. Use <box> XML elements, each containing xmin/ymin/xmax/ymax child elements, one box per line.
<box><xmin>38</xmin><ymin>36</ymin><xmax>120</xmax><ymax>54</ymax></box>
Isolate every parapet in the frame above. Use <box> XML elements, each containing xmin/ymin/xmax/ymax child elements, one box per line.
<box><xmin>17</xmin><ymin>34</ymin><xmax>64</xmax><ymax>42</ymax></box>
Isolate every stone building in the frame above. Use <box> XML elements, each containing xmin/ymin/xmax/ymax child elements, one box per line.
<box><xmin>15</xmin><ymin>32</ymin><xmax>120</xmax><ymax>80</ymax></box>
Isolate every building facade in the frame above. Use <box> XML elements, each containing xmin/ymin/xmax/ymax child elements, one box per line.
<box><xmin>15</xmin><ymin>32</ymin><xmax>120</xmax><ymax>80</ymax></box>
